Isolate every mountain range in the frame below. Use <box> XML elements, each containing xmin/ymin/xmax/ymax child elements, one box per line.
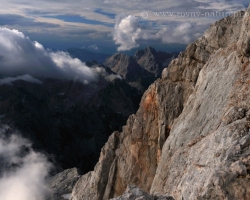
<box><xmin>0</xmin><ymin>47</ymin><xmax>177</xmax><ymax>175</ymax></box>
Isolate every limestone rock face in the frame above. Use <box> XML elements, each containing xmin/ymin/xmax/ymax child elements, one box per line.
<box><xmin>237</xmin><ymin>10</ymin><xmax>250</xmax><ymax>56</ymax></box>
<box><xmin>71</xmin><ymin>6</ymin><xmax>250</xmax><ymax>200</ymax></box>
<box><xmin>71</xmin><ymin>132</ymin><xmax>120</xmax><ymax>200</ymax></box>
<box><xmin>151</xmin><ymin>10</ymin><xmax>250</xmax><ymax>200</ymax></box>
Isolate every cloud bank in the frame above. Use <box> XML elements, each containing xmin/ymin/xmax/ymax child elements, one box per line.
<box><xmin>155</xmin><ymin>22</ymin><xmax>206</xmax><ymax>44</ymax></box>
<box><xmin>0</xmin><ymin>27</ymin><xmax>98</xmax><ymax>84</ymax></box>
<box><xmin>94</xmin><ymin>66</ymin><xmax>122</xmax><ymax>82</ymax></box>
<box><xmin>0</xmin><ymin>126</ymin><xmax>52</xmax><ymax>200</ymax></box>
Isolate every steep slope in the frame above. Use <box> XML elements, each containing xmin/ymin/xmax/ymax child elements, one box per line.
<box><xmin>151</xmin><ymin>10</ymin><xmax>250</xmax><ymax>199</ymax></box>
<box><xmin>71</xmin><ymin>7</ymin><xmax>249</xmax><ymax>200</ymax></box>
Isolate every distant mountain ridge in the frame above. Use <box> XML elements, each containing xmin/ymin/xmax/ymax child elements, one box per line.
<box><xmin>105</xmin><ymin>46</ymin><xmax>178</xmax><ymax>77</ymax></box>
<box><xmin>67</xmin><ymin>48</ymin><xmax>111</xmax><ymax>64</ymax></box>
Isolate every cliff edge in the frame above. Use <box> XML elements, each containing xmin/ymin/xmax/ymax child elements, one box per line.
<box><xmin>71</xmin><ymin>6</ymin><xmax>250</xmax><ymax>200</ymax></box>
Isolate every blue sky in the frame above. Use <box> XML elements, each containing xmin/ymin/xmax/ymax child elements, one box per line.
<box><xmin>0</xmin><ymin>0</ymin><xmax>248</xmax><ymax>54</ymax></box>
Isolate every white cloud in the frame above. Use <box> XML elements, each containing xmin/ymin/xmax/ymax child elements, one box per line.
<box><xmin>0</xmin><ymin>126</ymin><xmax>52</xmax><ymax>200</ymax></box>
<box><xmin>113</xmin><ymin>15</ymin><xmax>142</xmax><ymax>51</ymax></box>
<box><xmin>110</xmin><ymin>1</ymin><xmax>248</xmax><ymax>50</ymax></box>
<box><xmin>0</xmin><ymin>74</ymin><xmax>42</xmax><ymax>85</ymax></box>
<box><xmin>0</xmin><ymin>27</ymin><xmax>98</xmax><ymax>84</ymax></box>
<box><xmin>156</xmin><ymin>22</ymin><xmax>205</xmax><ymax>44</ymax></box>
<box><xmin>50</xmin><ymin>51</ymin><xmax>97</xmax><ymax>83</ymax></box>
<box><xmin>197</xmin><ymin>1</ymin><xmax>246</xmax><ymax>12</ymax></box>
<box><xmin>92</xmin><ymin>66</ymin><xmax>122</xmax><ymax>81</ymax></box>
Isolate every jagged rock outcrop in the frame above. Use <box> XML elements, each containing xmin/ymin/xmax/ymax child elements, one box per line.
<box><xmin>104</xmin><ymin>53</ymin><xmax>155</xmax><ymax>92</ymax></box>
<box><xmin>47</xmin><ymin>168</ymin><xmax>81</xmax><ymax>200</ymax></box>
<box><xmin>71</xmin><ymin>6</ymin><xmax>250</xmax><ymax>200</ymax></box>
<box><xmin>104</xmin><ymin>47</ymin><xmax>177</xmax><ymax>92</ymax></box>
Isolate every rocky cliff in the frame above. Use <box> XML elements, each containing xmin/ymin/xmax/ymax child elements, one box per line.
<box><xmin>71</xmin><ymin>6</ymin><xmax>250</xmax><ymax>200</ymax></box>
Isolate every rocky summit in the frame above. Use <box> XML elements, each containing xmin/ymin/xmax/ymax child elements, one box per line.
<box><xmin>134</xmin><ymin>46</ymin><xmax>177</xmax><ymax>78</ymax></box>
<box><xmin>70</xmin><ymin>5</ymin><xmax>250</xmax><ymax>200</ymax></box>
<box><xmin>104</xmin><ymin>48</ymin><xmax>177</xmax><ymax>93</ymax></box>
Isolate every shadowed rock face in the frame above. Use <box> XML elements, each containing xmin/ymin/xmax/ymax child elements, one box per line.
<box><xmin>0</xmin><ymin>68</ymin><xmax>140</xmax><ymax>173</ymax></box>
<box><xmin>71</xmin><ymin>6</ymin><xmax>250</xmax><ymax>200</ymax></box>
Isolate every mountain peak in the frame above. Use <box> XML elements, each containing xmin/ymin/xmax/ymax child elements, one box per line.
<box><xmin>104</xmin><ymin>48</ymin><xmax>177</xmax><ymax>91</ymax></box>
<box><xmin>134</xmin><ymin>46</ymin><xmax>157</xmax><ymax>57</ymax></box>
<box><xmin>134</xmin><ymin>46</ymin><xmax>176</xmax><ymax>77</ymax></box>
<box><xmin>145</xmin><ymin>46</ymin><xmax>157</xmax><ymax>53</ymax></box>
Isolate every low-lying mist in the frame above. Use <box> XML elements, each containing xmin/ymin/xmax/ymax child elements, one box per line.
<box><xmin>0</xmin><ymin>125</ymin><xmax>52</xmax><ymax>200</ymax></box>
